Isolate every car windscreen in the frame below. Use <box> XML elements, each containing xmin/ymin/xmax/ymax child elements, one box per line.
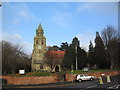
<box><xmin>80</xmin><ymin>75</ymin><xmax>84</xmax><ymax>77</ymax></box>
<box><xmin>84</xmin><ymin>75</ymin><xmax>88</xmax><ymax>77</ymax></box>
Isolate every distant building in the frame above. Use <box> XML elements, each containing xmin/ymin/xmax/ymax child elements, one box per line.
<box><xmin>32</xmin><ymin>24</ymin><xmax>65</xmax><ymax>72</ymax></box>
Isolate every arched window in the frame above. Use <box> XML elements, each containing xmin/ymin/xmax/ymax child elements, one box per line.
<box><xmin>40</xmin><ymin>65</ymin><xmax>43</xmax><ymax>69</ymax></box>
<box><xmin>36</xmin><ymin>40</ymin><xmax>38</xmax><ymax>44</ymax></box>
<box><xmin>41</xmin><ymin>39</ymin><xmax>44</xmax><ymax>45</ymax></box>
<box><xmin>55</xmin><ymin>66</ymin><xmax>59</xmax><ymax>72</ymax></box>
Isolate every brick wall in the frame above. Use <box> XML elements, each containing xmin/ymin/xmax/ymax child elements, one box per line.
<box><xmin>1</xmin><ymin>71</ymin><xmax>120</xmax><ymax>85</ymax></box>
<box><xmin>1</xmin><ymin>76</ymin><xmax>56</xmax><ymax>85</ymax></box>
<box><xmin>65</xmin><ymin>71</ymin><xmax>120</xmax><ymax>82</ymax></box>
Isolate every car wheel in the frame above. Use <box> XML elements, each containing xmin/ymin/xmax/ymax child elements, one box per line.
<box><xmin>90</xmin><ymin>78</ymin><xmax>94</xmax><ymax>81</ymax></box>
<box><xmin>79</xmin><ymin>79</ymin><xmax>82</xmax><ymax>82</ymax></box>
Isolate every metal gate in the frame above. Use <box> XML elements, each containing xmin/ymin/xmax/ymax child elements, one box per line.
<box><xmin>56</xmin><ymin>72</ymin><xmax>66</xmax><ymax>82</ymax></box>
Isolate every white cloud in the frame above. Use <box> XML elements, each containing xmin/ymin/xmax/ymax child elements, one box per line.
<box><xmin>77</xmin><ymin>2</ymin><xmax>118</xmax><ymax>15</ymax></box>
<box><xmin>52</xmin><ymin>11</ymin><xmax>72</xmax><ymax>26</ymax></box>
<box><xmin>4</xmin><ymin>3</ymin><xmax>37</xmax><ymax>24</ymax></box>
<box><xmin>2</xmin><ymin>32</ymin><xmax>33</xmax><ymax>54</ymax></box>
<box><xmin>13</xmin><ymin>18</ymin><xmax>21</xmax><ymax>24</ymax></box>
<box><xmin>2</xmin><ymin>33</ymin><xmax>22</xmax><ymax>42</ymax></box>
<box><xmin>76</xmin><ymin>30</ymin><xmax>95</xmax><ymax>51</ymax></box>
<box><xmin>77</xmin><ymin>3</ymin><xmax>92</xmax><ymax>12</ymax></box>
<box><xmin>60</xmin><ymin>3</ymin><xmax>71</xmax><ymax>8</ymax></box>
<box><xmin>20</xmin><ymin>10</ymin><xmax>29</xmax><ymax>18</ymax></box>
<box><xmin>17</xmin><ymin>6</ymin><xmax>36</xmax><ymax>22</ymax></box>
<box><xmin>20</xmin><ymin>41</ymin><xmax>33</xmax><ymax>54</ymax></box>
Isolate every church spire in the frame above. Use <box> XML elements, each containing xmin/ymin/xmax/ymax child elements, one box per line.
<box><xmin>36</xmin><ymin>23</ymin><xmax>44</xmax><ymax>36</ymax></box>
<box><xmin>38</xmin><ymin>23</ymin><xmax>43</xmax><ymax>30</ymax></box>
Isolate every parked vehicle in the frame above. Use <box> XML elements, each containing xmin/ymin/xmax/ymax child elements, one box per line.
<box><xmin>75</xmin><ymin>74</ymin><xmax>96</xmax><ymax>82</ymax></box>
<box><xmin>82</xmin><ymin>67</ymin><xmax>89</xmax><ymax>71</ymax></box>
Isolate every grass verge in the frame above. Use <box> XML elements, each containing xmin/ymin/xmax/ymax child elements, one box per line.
<box><xmin>9</xmin><ymin>72</ymin><xmax>54</xmax><ymax>77</ymax></box>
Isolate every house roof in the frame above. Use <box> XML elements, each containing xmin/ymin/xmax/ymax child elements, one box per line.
<box><xmin>46</xmin><ymin>51</ymin><xmax>65</xmax><ymax>59</ymax></box>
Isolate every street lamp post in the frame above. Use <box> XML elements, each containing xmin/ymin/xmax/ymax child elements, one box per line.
<box><xmin>76</xmin><ymin>45</ymin><xmax>78</xmax><ymax>71</ymax></box>
<box><xmin>71</xmin><ymin>65</ymin><xmax>73</xmax><ymax>83</ymax></box>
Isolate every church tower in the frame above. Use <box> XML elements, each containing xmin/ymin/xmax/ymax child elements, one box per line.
<box><xmin>32</xmin><ymin>24</ymin><xmax>46</xmax><ymax>71</ymax></box>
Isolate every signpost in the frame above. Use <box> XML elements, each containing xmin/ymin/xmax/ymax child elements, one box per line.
<box><xmin>75</xmin><ymin>45</ymin><xmax>78</xmax><ymax>71</ymax></box>
<box><xmin>19</xmin><ymin>69</ymin><xmax>25</xmax><ymax>75</ymax></box>
<box><xmin>71</xmin><ymin>65</ymin><xmax>73</xmax><ymax>83</ymax></box>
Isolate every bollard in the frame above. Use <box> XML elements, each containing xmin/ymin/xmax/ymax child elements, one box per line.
<box><xmin>99</xmin><ymin>77</ymin><xmax>103</xmax><ymax>84</ymax></box>
<box><xmin>107</xmin><ymin>76</ymin><xmax>111</xmax><ymax>82</ymax></box>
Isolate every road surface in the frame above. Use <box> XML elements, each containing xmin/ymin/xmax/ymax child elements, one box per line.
<box><xmin>58</xmin><ymin>74</ymin><xmax>120</xmax><ymax>89</ymax></box>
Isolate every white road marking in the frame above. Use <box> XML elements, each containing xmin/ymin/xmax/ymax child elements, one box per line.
<box><xmin>87</xmin><ymin>85</ymin><xmax>98</xmax><ymax>88</ymax></box>
<box><xmin>108</xmin><ymin>85</ymin><xmax>117</xmax><ymax>88</ymax></box>
<box><xmin>108</xmin><ymin>84</ymin><xmax>120</xmax><ymax>89</ymax></box>
<box><xmin>116</xmin><ymin>85</ymin><xmax>120</xmax><ymax>89</ymax></box>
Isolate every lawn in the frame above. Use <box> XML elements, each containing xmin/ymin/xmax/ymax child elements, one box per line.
<box><xmin>64</xmin><ymin>69</ymin><xmax>117</xmax><ymax>74</ymax></box>
<box><xmin>9</xmin><ymin>71</ymin><xmax>54</xmax><ymax>77</ymax></box>
<box><xmin>7</xmin><ymin>69</ymin><xmax>117</xmax><ymax>77</ymax></box>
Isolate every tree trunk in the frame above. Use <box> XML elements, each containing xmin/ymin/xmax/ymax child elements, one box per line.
<box><xmin>110</xmin><ymin>57</ymin><xmax>114</xmax><ymax>70</ymax></box>
<box><xmin>12</xmin><ymin>70</ymin><xmax>15</xmax><ymax>74</ymax></box>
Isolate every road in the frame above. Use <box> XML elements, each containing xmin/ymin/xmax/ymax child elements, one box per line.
<box><xmin>58</xmin><ymin>74</ymin><xmax>120</xmax><ymax>89</ymax></box>
<box><xmin>2</xmin><ymin>74</ymin><xmax>120</xmax><ymax>89</ymax></box>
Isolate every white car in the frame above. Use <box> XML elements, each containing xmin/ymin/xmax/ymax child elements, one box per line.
<box><xmin>82</xmin><ymin>67</ymin><xmax>89</xmax><ymax>71</ymax></box>
<box><xmin>75</xmin><ymin>74</ymin><xmax>96</xmax><ymax>82</ymax></box>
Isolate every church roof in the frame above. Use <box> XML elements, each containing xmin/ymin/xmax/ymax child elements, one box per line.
<box><xmin>46</xmin><ymin>51</ymin><xmax>65</xmax><ymax>59</ymax></box>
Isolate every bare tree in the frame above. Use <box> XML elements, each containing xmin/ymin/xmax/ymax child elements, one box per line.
<box><xmin>101</xmin><ymin>26</ymin><xmax>118</xmax><ymax>69</ymax></box>
<box><xmin>2</xmin><ymin>40</ymin><xmax>31</xmax><ymax>74</ymax></box>
<box><xmin>2</xmin><ymin>41</ymin><xmax>13</xmax><ymax>74</ymax></box>
<box><xmin>102</xmin><ymin>26</ymin><xmax>117</xmax><ymax>48</ymax></box>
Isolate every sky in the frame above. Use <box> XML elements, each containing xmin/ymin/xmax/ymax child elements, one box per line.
<box><xmin>1</xmin><ymin>2</ymin><xmax>118</xmax><ymax>54</ymax></box>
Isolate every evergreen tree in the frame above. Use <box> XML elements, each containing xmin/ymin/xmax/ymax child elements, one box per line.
<box><xmin>77</xmin><ymin>47</ymin><xmax>88</xmax><ymax>69</ymax></box>
<box><xmin>48</xmin><ymin>45</ymin><xmax>59</xmax><ymax>51</ymax></box>
<box><xmin>61</xmin><ymin>37</ymin><xmax>88</xmax><ymax>70</ymax></box>
<box><xmin>62</xmin><ymin>46</ymin><xmax>75</xmax><ymax>70</ymax></box>
<box><xmin>62</xmin><ymin>37</ymin><xmax>79</xmax><ymax>70</ymax></box>
<box><xmin>88</xmin><ymin>41</ymin><xmax>96</xmax><ymax>68</ymax></box>
<box><xmin>59</xmin><ymin>42</ymin><xmax>68</xmax><ymax>51</ymax></box>
<box><xmin>71</xmin><ymin>37</ymin><xmax>88</xmax><ymax>69</ymax></box>
<box><xmin>94</xmin><ymin>32</ymin><xmax>107</xmax><ymax>69</ymax></box>
<box><xmin>71</xmin><ymin>37</ymin><xmax>80</xmax><ymax>48</ymax></box>
<box><xmin>70</xmin><ymin>37</ymin><xmax>80</xmax><ymax>69</ymax></box>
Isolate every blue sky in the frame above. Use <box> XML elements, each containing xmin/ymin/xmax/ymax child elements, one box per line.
<box><xmin>1</xmin><ymin>2</ymin><xmax>118</xmax><ymax>54</ymax></box>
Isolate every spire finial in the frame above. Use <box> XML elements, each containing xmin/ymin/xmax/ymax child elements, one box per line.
<box><xmin>39</xmin><ymin>23</ymin><xmax>42</xmax><ymax>27</ymax></box>
<box><xmin>39</xmin><ymin>23</ymin><xmax>42</xmax><ymax>26</ymax></box>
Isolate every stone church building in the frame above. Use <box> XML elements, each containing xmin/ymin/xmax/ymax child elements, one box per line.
<box><xmin>32</xmin><ymin>24</ymin><xmax>65</xmax><ymax>72</ymax></box>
